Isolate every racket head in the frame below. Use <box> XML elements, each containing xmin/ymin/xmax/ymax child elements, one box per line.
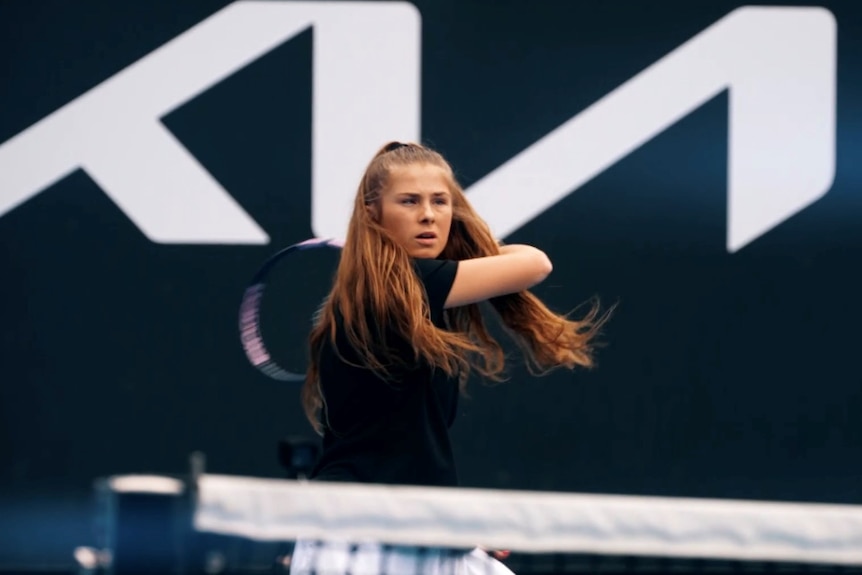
<box><xmin>239</xmin><ymin>237</ymin><xmax>343</xmax><ymax>381</ymax></box>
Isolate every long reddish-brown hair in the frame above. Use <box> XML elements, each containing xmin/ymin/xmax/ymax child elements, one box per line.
<box><xmin>302</xmin><ymin>141</ymin><xmax>608</xmax><ymax>434</ymax></box>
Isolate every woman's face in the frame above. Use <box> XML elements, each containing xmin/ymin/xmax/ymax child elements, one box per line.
<box><xmin>378</xmin><ymin>163</ymin><xmax>453</xmax><ymax>259</ymax></box>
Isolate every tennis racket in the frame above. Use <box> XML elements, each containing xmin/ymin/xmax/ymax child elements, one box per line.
<box><xmin>239</xmin><ymin>237</ymin><xmax>343</xmax><ymax>381</ymax></box>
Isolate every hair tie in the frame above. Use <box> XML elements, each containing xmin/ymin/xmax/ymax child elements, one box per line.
<box><xmin>384</xmin><ymin>141</ymin><xmax>409</xmax><ymax>153</ymax></box>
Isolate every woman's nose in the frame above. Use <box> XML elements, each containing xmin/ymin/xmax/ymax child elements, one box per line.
<box><xmin>420</xmin><ymin>201</ymin><xmax>435</xmax><ymax>222</ymax></box>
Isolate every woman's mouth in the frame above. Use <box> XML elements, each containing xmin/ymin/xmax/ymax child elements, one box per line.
<box><xmin>415</xmin><ymin>232</ymin><xmax>437</xmax><ymax>245</ymax></box>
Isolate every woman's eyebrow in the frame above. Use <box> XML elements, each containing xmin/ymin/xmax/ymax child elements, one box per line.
<box><xmin>395</xmin><ymin>190</ymin><xmax>450</xmax><ymax>196</ymax></box>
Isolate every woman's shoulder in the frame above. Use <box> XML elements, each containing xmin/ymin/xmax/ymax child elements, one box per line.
<box><xmin>411</xmin><ymin>258</ymin><xmax>458</xmax><ymax>319</ymax></box>
<box><xmin>411</xmin><ymin>257</ymin><xmax>458</xmax><ymax>283</ymax></box>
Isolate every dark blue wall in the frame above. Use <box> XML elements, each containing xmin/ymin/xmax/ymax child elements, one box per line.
<box><xmin>1</xmin><ymin>0</ymin><xmax>860</xmax><ymax>568</ymax></box>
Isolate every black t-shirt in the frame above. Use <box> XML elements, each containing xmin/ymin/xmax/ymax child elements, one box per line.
<box><xmin>309</xmin><ymin>258</ymin><xmax>461</xmax><ymax>487</ymax></box>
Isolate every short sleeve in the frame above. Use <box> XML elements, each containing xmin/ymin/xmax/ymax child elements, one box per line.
<box><xmin>412</xmin><ymin>258</ymin><xmax>458</xmax><ymax>320</ymax></box>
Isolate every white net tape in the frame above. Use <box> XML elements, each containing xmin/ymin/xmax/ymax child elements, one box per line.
<box><xmin>193</xmin><ymin>474</ymin><xmax>862</xmax><ymax>566</ymax></box>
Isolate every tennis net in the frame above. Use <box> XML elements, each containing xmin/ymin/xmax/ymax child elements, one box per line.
<box><xmin>92</xmin><ymin>472</ymin><xmax>862</xmax><ymax>574</ymax></box>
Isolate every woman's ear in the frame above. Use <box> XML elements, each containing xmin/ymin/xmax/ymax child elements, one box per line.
<box><xmin>366</xmin><ymin>201</ymin><xmax>380</xmax><ymax>221</ymax></box>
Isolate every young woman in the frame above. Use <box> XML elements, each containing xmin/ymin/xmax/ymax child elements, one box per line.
<box><xmin>290</xmin><ymin>141</ymin><xmax>606</xmax><ymax>575</ymax></box>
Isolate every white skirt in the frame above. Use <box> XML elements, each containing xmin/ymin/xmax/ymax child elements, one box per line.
<box><xmin>289</xmin><ymin>539</ymin><xmax>516</xmax><ymax>575</ymax></box>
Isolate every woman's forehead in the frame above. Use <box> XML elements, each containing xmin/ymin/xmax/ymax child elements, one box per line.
<box><xmin>386</xmin><ymin>163</ymin><xmax>450</xmax><ymax>193</ymax></box>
